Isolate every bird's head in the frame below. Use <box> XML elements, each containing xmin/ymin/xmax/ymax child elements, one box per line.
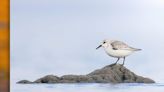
<box><xmin>96</xmin><ymin>39</ymin><xmax>111</xmax><ymax>49</ymax></box>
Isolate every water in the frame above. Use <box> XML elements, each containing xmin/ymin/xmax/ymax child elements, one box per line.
<box><xmin>11</xmin><ymin>83</ymin><xmax>164</xmax><ymax>92</ymax></box>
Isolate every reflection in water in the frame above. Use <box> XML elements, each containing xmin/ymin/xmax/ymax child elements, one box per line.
<box><xmin>11</xmin><ymin>83</ymin><xmax>164</xmax><ymax>92</ymax></box>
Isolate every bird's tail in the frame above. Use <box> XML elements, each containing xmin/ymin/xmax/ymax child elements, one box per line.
<box><xmin>133</xmin><ymin>48</ymin><xmax>142</xmax><ymax>51</ymax></box>
<box><xmin>129</xmin><ymin>47</ymin><xmax>142</xmax><ymax>51</ymax></box>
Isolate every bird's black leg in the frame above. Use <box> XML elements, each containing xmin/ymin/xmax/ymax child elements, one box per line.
<box><xmin>114</xmin><ymin>58</ymin><xmax>120</xmax><ymax>65</ymax></box>
<box><xmin>122</xmin><ymin>57</ymin><xmax>126</xmax><ymax>66</ymax></box>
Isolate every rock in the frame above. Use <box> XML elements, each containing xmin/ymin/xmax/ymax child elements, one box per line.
<box><xmin>17</xmin><ymin>64</ymin><xmax>155</xmax><ymax>84</ymax></box>
<box><xmin>34</xmin><ymin>75</ymin><xmax>60</xmax><ymax>83</ymax></box>
<box><xmin>60</xmin><ymin>75</ymin><xmax>90</xmax><ymax>83</ymax></box>
<box><xmin>17</xmin><ymin>80</ymin><xmax>32</xmax><ymax>84</ymax></box>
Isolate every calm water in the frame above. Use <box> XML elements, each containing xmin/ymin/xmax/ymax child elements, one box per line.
<box><xmin>11</xmin><ymin>83</ymin><xmax>164</xmax><ymax>92</ymax></box>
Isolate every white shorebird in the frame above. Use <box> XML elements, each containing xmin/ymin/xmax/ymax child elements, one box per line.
<box><xmin>96</xmin><ymin>39</ymin><xmax>141</xmax><ymax>65</ymax></box>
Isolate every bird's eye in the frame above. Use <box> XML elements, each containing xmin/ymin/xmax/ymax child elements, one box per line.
<box><xmin>103</xmin><ymin>41</ymin><xmax>106</xmax><ymax>44</ymax></box>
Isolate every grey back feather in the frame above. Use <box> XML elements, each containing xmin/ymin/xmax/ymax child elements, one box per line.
<box><xmin>111</xmin><ymin>41</ymin><xmax>141</xmax><ymax>51</ymax></box>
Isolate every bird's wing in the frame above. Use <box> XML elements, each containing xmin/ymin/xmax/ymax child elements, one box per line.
<box><xmin>111</xmin><ymin>41</ymin><xmax>133</xmax><ymax>50</ymax></box>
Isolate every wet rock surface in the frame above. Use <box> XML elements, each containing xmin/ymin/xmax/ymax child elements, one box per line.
<box><xmin>17</xmin><ymin>64</ymin><xmax>155</xmax><ymax>84</ymax></box>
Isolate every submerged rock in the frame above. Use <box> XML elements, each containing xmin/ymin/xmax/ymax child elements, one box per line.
<box><xmin>17</xmin><ymin>80</ymin><xmax>32</xmax><ymax>84</ymax></box>
<box><xmin>17</xmin><ymin>64</ymin><xmax>155</xmax><ymax>84</ymax></box>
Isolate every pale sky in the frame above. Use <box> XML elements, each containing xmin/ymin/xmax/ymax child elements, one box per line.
<box><xmin>11</xmin><ymin>0</ymin><xmax>164</xmax><ymax>83</ymax></box>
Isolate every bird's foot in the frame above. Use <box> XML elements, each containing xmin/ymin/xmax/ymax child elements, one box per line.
<box><xmin>121</xmin><ymin>64</ymin><xmax>124</xmax><ymax>66</ymax></box>
<box><xmin>113</xmin><ymin>63</ymin><xmax>117</xmax><ymax>65</ymax></box>
<box><xmin>110</xmin><ymin>63</ymin><xmax>117</xmax><ymax>66</ymax></box>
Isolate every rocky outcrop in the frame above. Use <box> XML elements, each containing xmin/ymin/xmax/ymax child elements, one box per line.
<box><xmin>17</xmin><ymin>80</ymin><xmax>32</xmax><ymax>84</ymax></box>
<box><xmin>17</xmin><ymin>64</ymin><xmax>155</xmax><ymax>84</ymax></box>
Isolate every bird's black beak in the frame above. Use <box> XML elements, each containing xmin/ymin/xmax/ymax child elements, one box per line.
<box><xmin>96</xmin><ymin>45</ymin><xmax>102</xmax><ymax>49</ymax></box>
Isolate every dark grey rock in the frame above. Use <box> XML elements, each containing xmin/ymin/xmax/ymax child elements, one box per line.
<box><xmin>17</xmin><ymin>64</ymin><xmax>155</xmax><ymax>84</ymax></box>
<box><xmin>34</xmin><ymin>75</ymin><xmax>60</xmax><ymax>83</ymax></box>
<box><xmin>17</xmin><ymin>80</ymin><xmax>32</xmax><ymax>84</ymax></box>
<box><xmin>60</xmin><ymin>75</ymin><xmax>90</xmax><ymax>83</ymax></box>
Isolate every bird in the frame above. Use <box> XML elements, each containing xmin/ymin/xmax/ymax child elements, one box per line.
<box><xmin>96</xmin><ymin>39</ymin><xmax>141</xmax><ymax>65</ymax></box>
